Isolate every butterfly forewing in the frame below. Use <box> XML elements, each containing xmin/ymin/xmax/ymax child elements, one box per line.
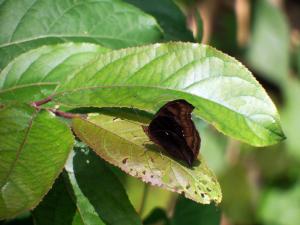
<box><xmin>144</xmin><ymin>99</ymin><xmax>201</xmax><ymax>167</ymax></box>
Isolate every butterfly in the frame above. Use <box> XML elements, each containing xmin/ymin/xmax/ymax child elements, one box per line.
<box><xmin>142</xmin><ymin>99</ymin><xmax>201</xmax><ymax>167</ymax></box>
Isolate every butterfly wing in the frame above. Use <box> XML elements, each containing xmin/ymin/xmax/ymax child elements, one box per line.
<box><xmin>145</xmin><ymin>99</ymin><xmax>201</xmax><ymax>166</ymax></box>
<box><xmin>147</xmin><ymin>115</ymin><xmax>195</xmax><ymax>166</ymax></box>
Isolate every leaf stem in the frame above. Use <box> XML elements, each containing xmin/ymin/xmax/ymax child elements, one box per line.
<box><xmin>31</xmin><ymin>96</ymin><xmax>86</xmax><ymax>119</ymax></box>
<box><xmin>32</xmin><ymin>96</ymin><xmax>53</xmax><ymax>107</ymax></box>
<box><xmin>138</xmin><ymin>183</ymin><xmax>149</xmax><ymax>216</ymax></box>
<box><xmin>49</xmin><ymin>108</ymin><xmax>85</xmax><ymax>119</ymax></box>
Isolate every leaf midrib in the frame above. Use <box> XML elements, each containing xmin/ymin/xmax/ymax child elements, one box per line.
<box><xmin>0</xmin><ymin>82</ymin><xmax>58</xmax><ymax>93</ymax></box>
<box><xmin>0</xmin><ymin>34</ymin><xmax>142</xmax><ymax>48</ymax></box>
<box><xmin>0</xmin><ymin>108</ymin><xmax>38</xmax><ymax>190</ymax></box>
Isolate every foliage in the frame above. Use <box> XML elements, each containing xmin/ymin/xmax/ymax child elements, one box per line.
<box><xmin>0</xmin><ymin>0</ymin><xmax>294</xmax><ymax>224</ymax></box>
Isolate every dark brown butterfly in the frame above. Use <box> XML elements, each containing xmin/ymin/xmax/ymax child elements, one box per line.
<box><xmin>143</xmin><ymin>99</ymin><xmax>201</xmax><ymax>167</ymax></box>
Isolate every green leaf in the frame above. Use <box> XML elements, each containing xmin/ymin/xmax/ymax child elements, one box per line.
<box><xmin>0</xmin><ymin>0</ymin><xmax>162</xmax><ymax>69</ymax></box>
<box><xmin>246</xmin><ymin>0</ymin><xmax>290</xmax><ymax>84</ymax></box>
<box><xmin>258</xmin><ymin>183</ymin><xmax>300</xmax><ymax>225</ymax></box>
<box><xmin>0</xmin><ymin>104</ymin><xmax>74</xmax><ymax>219</ymax></box>
<box><xmin>32</xmin><ymin>176</ymin><xmax>85</xmax><ymax>225</ymax></box>
<box><xmin>65</xmin><ymin>145</ymin><xmax>142</xmax><ymax>225</ymax></box>
<box><xmin>51</xmin><ymin>42</ymin><xmax>284</xmax><ymax>147</ymax></box>
<box><xmin>124</xmin><ymin>0</ymin><xmax>193</xmax><ymax>41</ymax></box>
<box><xmin>172</xmin><ymin>196</ymin><xmax>221</xmax><ymax>225</ymax></box>
<box><xmin>0</xmin><ymin>43</ymin><xmax>109</xmax><ymax>103</ymax></box>
<box><xmin>72</xmin><ymin>114</ymin><xmax>222</xmax><ymax>204</ymax></box>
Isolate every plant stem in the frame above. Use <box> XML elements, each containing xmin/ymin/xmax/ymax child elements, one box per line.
<box><xmin>49</xmin><ymin>108</ymin><xmax>85</xmax><ymax>119</ymax></box>
<box><xmin>32</xmin><ymin>96</ymin><xmax>52</xmax><ymax>107</ymax></box>
<box><xmin>138</xmin><ymin>183</ymin><xmax>149</xmax><ymax>216</ymax></box>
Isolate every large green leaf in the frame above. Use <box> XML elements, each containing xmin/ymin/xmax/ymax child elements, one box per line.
<box><xmin>246</xmin><ymin>0</ymin><xmax>290</xmax><ymax>84</ymax></box>
<box><xmin>0</xmin><ymin>0</ymin><xmax>162</xmax><ymax>69</ymax></box>
<box><xmin>0</xmin><ymin>42</ymin><xmax>285</xmax><ymax>146</ymax></box>
<box><xmin>0</xmin><ymin>43</ymin><xmax>109</xmax><ymax>103</ymax></box>
<box><xmin>172</xmin><ymin>196</ymin><xmax>221</xmax><ymax>225</ymax></box>
<box><xmin>53</xmin><ymin>42</ymin><xmax>284</xmax><ymax>147</ymax></box>
<box><xmin>124</xmin><ymin>0</ymin><xmax>193</xmax><ymax>41</ymax></box>
<box><xmin>65</xmin><ymin>145</ymin><xmax>142</xmax><ymax>225</ymax></box>
<box><xmin>72</xmin><ymin>114</ymin><xmax>222</xmax><ymax>204</ymax></box>
<box><xmin>32</xmin><ymin>176</ymin><xmax>87</xmax><ymax>225</ymax></box>
<box><xmin>0</xmin><ymin>104</ymin><xmax>74</xmax><ymax>219</ymax></box>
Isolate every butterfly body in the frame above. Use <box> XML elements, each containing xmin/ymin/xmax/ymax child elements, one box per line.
<box><xmin>143</xmin><ymin>99</ymin><xmax>200</xmax><ymax>167</ymax></box>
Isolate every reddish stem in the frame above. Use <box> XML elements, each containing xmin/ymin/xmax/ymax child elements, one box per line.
<box><xmin>32</xmin><ymin>96</ymin><xmax>53</xmax><ymax>107</ymax></box>
<box><xmin>31</xmin><ymin>96</ymin><xmax>86</xmax><ymax>119</ymax></box>
<box><xmin>49</xmin><ymin>109</ymin><xmax>85</xmax><ymax>119</ymax></box>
